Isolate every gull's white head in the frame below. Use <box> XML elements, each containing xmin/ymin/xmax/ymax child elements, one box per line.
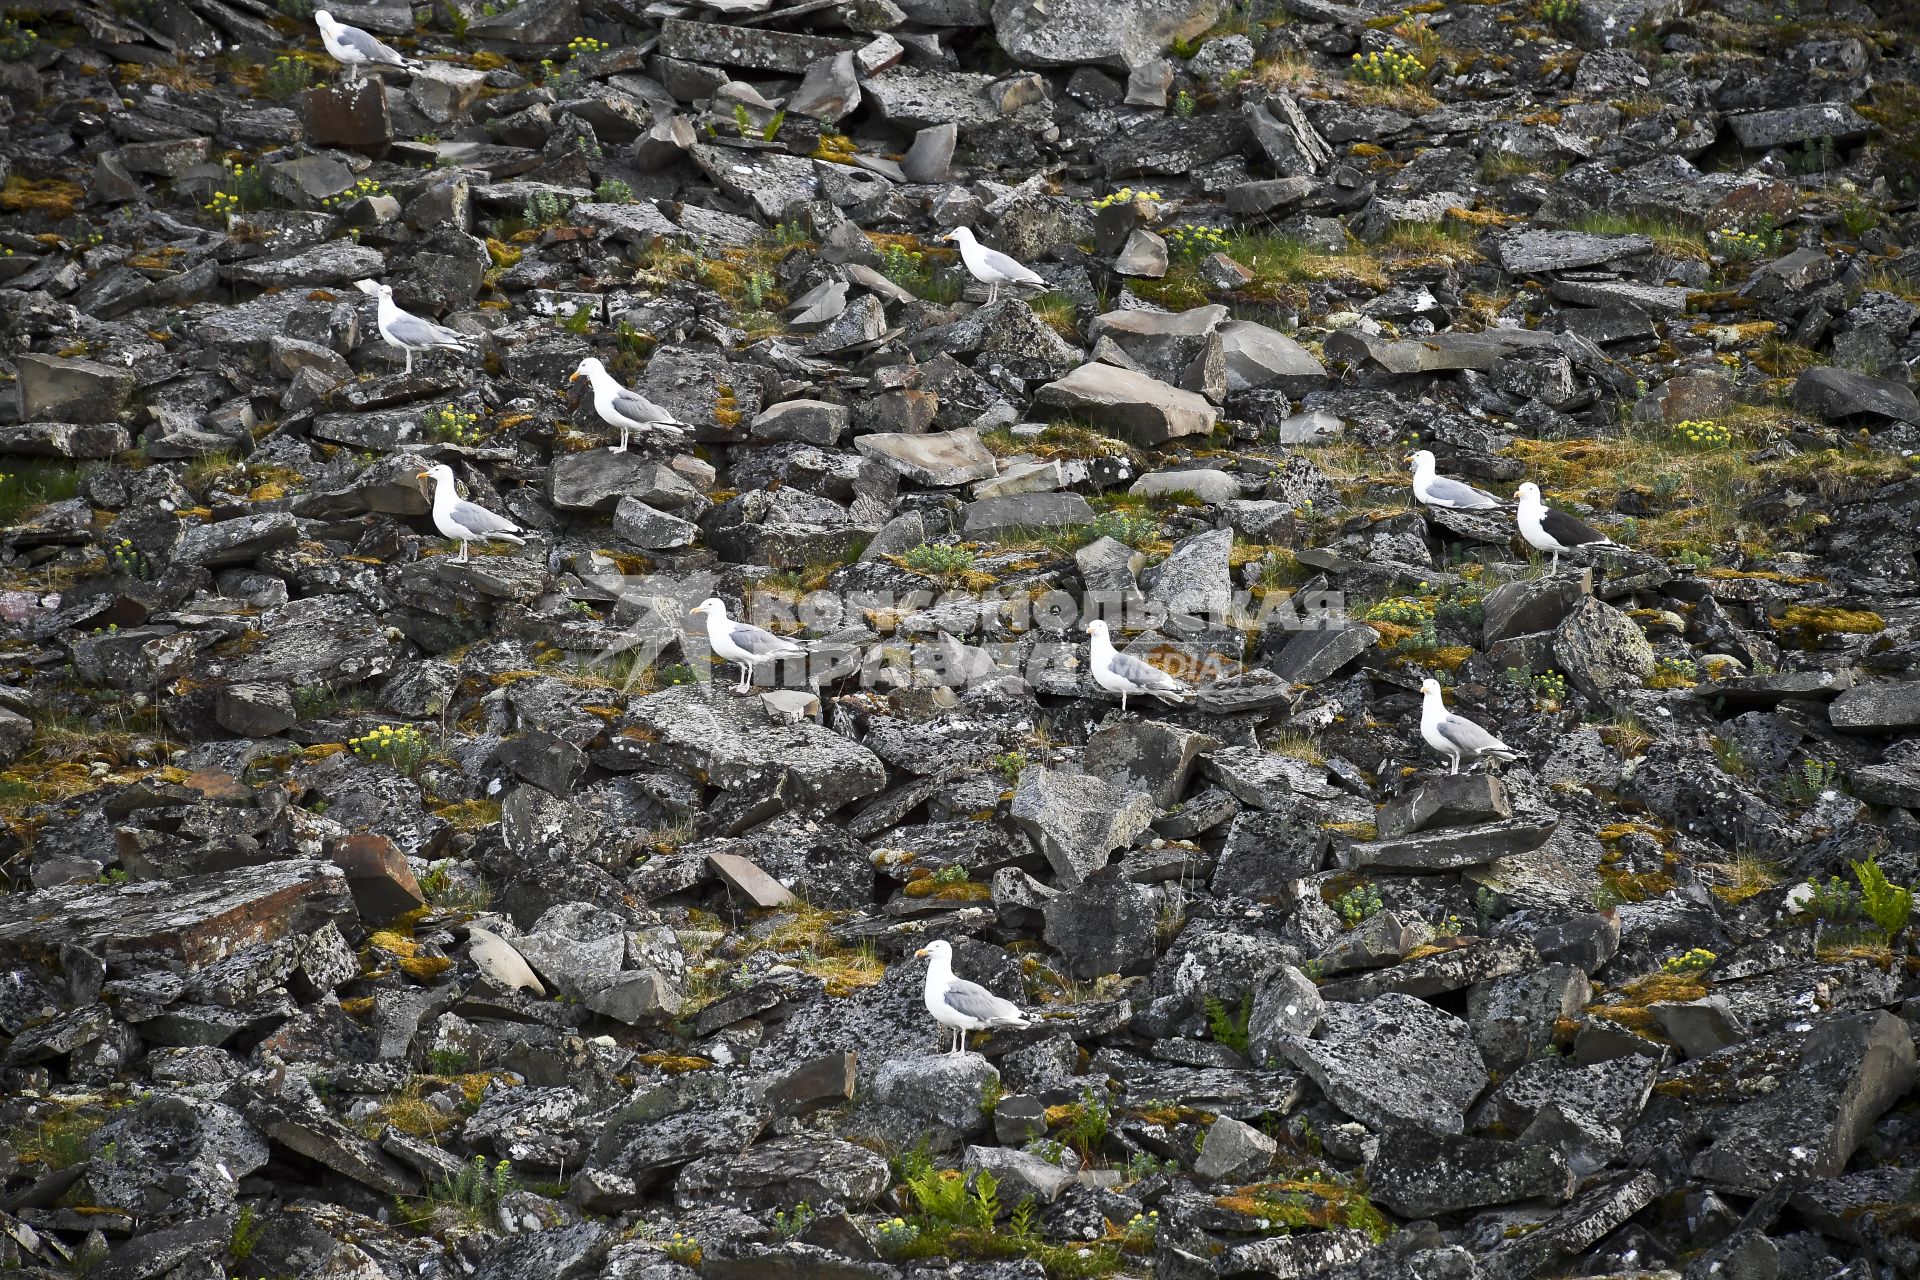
<box><xmin>1408</xmin><ymin>449</ymin><xmax>1435</xmax><ymax>473</ymax></box>
<box><xmin>1086</xmin><ymin>619</ymin><xmax>1110</xmax><ymax>642</ymax></box>
<box><xmin>416</xmin><ymin>463</ymin><xmax>455</xmax><ymax>487</ymax></box>
<box><xmin>914</xmin><ymin>939</ymin><xmax>953</xmax><ymax>962</ymax></box>
<box><xmin>689</xmin><ymin>596</ymin><xmax>726</xmax><ymax>619</ymax></box>
<box><xmin>315</xmin><ymin>9</ymin><xmax>336</xmax><ymax>27</ymax></box>
<box><xmin>1420</xmin><ymin>677</ymin><xmax>1443</xmax><ymax>699</ymax></box>
<box><xmin>571</xmin><ymin>356</ymin><xmax>605</xmax><ymax>384</ymax></box>
<box><xmin>1515</xmin><ymin>482</ymin><xmax>1542</xmax><ymax>506</ymax></box>
<box><xmin>938</xmin><ymin>227</ymin><xmax>972</xmax><ymax>244</ymax></box>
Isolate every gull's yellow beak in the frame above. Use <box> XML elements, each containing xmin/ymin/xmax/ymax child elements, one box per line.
<box><xmin>569</xmin><ymin>371</ymin><xmax>581</xmax><ymax>381</ymax></box>
<box><xmin>914</xmin><ymin>948</ymin><xmax>930</xmax><ymax>958</ymax></box>
<box><xmin>416</xmin><ymin>470</ymin><xmax>430</xmax><ymax>480</ymax></box>
<box><xmin>688</xmin><ymin>606</ymin><xmax>702</xmax><ymax>616</ymax></box>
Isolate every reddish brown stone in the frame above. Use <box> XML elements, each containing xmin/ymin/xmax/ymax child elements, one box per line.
<box><xmin>330</xmin><ymin>833</ymin><xmax>425</xmax><ymax>921</ymax></box>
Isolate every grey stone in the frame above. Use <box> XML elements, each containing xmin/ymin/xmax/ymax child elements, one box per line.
<box><xmin>16</xmin><ymin>354</ymin><xmax>135</xmax><ymax>424</ymax></box>
<box><xmin>961</xmin><ymin>491</ymin><xmax>1096</xmax><ymax>535</ymax></box>
<box><xmin>1193</xmin><ymin>1115</ymin><xmax>1277</xmax><ymax>1182</ymax></box>
<box><xmin>856</xmin><ymin>428</ymin><xmax>998</xmax><ymax>485</ymax></box>
<box><xmin>1010</xmin><ymin>765</ymin><xmax>1155</xmax><ymax>887</ymax></box>
<box><xmin>963</xmin><ymin>1145</ymin><xmax>1076</xmax><ymax>1203</ymax></box>
<box><xmin>990</xmin><ymin>0</ymin><xmax>1226</xmax><ymax>70</ymax></box>
<box><xmin>1791</xmin><ymin>366</ymin><xmax>1920</xmax><ymax>426</ymax></box>
<box><xmin>1270</xmin><ymin>992</ymin><xmax>1489</xmax><ymax>1135</ymax></box>
<box><xmin>1829</xmin><ymin>682</ymin><xmax>1920</xmax><ymax>731</ymax></box>
<box><xmin>674</xmin><ymin>1135</ymin><xmax>888</xmax><ymax>1209</ymax></box>
<box><xmin>1726</xmin><ymin>102</ymin><xmax>1874</xmax><ymax>149</ymax></box>
<box><xmin>1553</xmin><ymin>595</ymin><xmax>1656</xmax><ymax>702</ymax></box>
<box><xmin>1034</xmin><ymin>362</ymin><xmax>1218</xmax><ymax>445</ymax></box>
<box><xmin>1376</xmin><ymin>776</ymin><xmax>1512</xmax><ymax>838</ymax></box>
<box><xmin>871</xmin><ymin>1052</ymin><xmax>998</xmax><ymax>1134</ymax></box>
<box><xmin>1369</xmin><ymin>1129</ymin><xmax>1576</xmax><ymax>1217</ymax></box>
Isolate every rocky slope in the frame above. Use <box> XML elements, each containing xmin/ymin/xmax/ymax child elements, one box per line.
<box><xmin>0</xmin><ymin>0</ymin><xmax>1918</xmax><ymax>1276</ymax></box>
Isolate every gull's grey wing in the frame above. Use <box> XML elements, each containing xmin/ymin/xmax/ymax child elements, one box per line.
<box><xmin>1427</xmin><ymin>475</ymin><xmax>1500</xmax><ymax>509</ymax></box>
<box><xmin>941</xmin><ymin>978</ymin><xmax>1025</xmax><ymax>1025</ymax></box>
<box><xmin>446</xmin><ymin>499</ymin><xmax>521</xmax><ymax>536</ymax></box>
<box><xmin>610</xmin><ymin>388</ymin><xmax>686</xmax><ymax>430</ymax></box>
<box><xmin>1107</xmin><ymin>649</ymin><xmax>1185</xmax><ymax>692</ymax></box>
<box><xmin>1436</xmin><ymin>713</ymin><xmax>1510</xmax><ymax>758</ymax></box>
<box><xmin>1542</xmin><ymin>506</ymin><xmax>1611</xmax><ymax>547</ymax></box>
<box><xmin>386</xmin><ymin>311</ymin><xmax>471</xmax><ymax>349</ymax></box>
<box><xmin>728</xmin><ymin>622</ymin><xmax>805</xmax><ymax>657</ymax></box>
<box><xmin>336</xmin><ymin>23</ymin><xmax>409</xmax><ymax>64</ymax></box>
<box><xmin>975</xmin><ymin>246</ymin><xmax>1044</xmax><ymax>285</ymax></box>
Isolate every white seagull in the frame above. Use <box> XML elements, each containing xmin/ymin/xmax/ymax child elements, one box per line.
<box><xmin>914</xmin><ymin>939</ymin><xmax>1031</xmax><ymax>1056</ymax></box>
<box><xmin>689</xmin><ymin>597</ymin><xmax>806</xmax><ymax>693</ymax></box>
<box><xmin>570</xmin><ymin>357</ymin><xmax>687</xmax><ymax>453</ymax></box>
<box><xmin>1408</xmin><ymin>449</ymin><xmax>1501</xmax><ymax>511</ymax></box>
<box><xmin>417</xmin><ymin>463</ymin><xmax>525</xmax><ymax>563</ymax></box>
<box><xmin>1419</xmin><ymin>677</ymin><xmax>1520</xmax><ymax>776</ymax></box>
<box><xmin>939</xmin><ymin>226</ymin><xmax>1045</xmax><ymax>305</ymax></box>
<box><xmin>1087</xmin><ymin>619</ymin><xmax>1190</xmax><ymax>712</ymax></box>
<box><xmin>1515</xmin><ymin>482</ymin><xmax>1617</xmax><ymax>572</ymax></box>
<box><xmin>314</xmin><ymin>10</ymin><xmax>419</xmax><ymax>82</ymax></box>
<box><xmin>359</xmin><ymin>281</ymin><xmax>475</xmax><ymax>377</ymax></box>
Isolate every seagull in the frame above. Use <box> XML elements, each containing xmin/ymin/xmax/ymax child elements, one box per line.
<box><xmin>939</xmin><ymin>226</ymin><xmax>1045</xmax><ymax>305</ymax></box>
<box><xmin>914</xmin><ymin>939</ymin><xmax>1031</xmax><ymax>1056</ymax></box>
<box><xmin>417</xmin><ymin>463</ymin><xmax>525</xmax><ymax>563</ymax></box>
<box><xmin>1408</xmin><ymin>450</ymin><xmax>1501</xmax><ymax>511</ymax></box>
<box><xmin>1515</xmin><ymin>482</ymin><xmax>1617</xmax><ymax>572</ymax></box>
<box><xmin>1419</xmin><ymin>677</ymin><xmax>1521</xmax><ymax>776</ymax></box>
<box><xmin>570</xmin><ymin>357</ymin><xmax>688</xmax><ymax>453</ymax></box>
<box><xmin>1087</xmin><ymin>619</ymin><xmax>1190</xmax><ymax>712</ymax></box>
<box><xmin>359</xmin><ymin>281</ymin><xmax>475</xmax><ymax>377</ymax></box>
<box><xmin>314</xmin><ymin>10</ymin><xmax>419</xmax><ymax>82</ymax></box>
<box><xmin>689</xmin><ymin>597</ymin><xmax>806</xmax><ymax>693</ymax></box>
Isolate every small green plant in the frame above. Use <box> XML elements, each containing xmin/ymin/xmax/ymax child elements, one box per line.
<box><xmin>1647</xmin><ymin>656</ymin><xmax>1698</xmax><ymax>690</ymax></box>
<box><xmin>107</xmin><ymin>537</ymin><xmax>151</xmax><ymax>580</ymax></box>
<box><xmin>1708</xmin><ymin>226</ymin><xmax>1777</xmax><ymax>262</ymax></box>
<box><xmin>1090</xmin><ymin>187</ymin><xmax>1162</xmax><ymax>210</ymax></box>
<box><xmin>1669</xmin><ymin>418</ymin><xmax>1733</xmax><ymax>450</ymax></box>
<box><xmin>875</xmin><ymin>1217</ymin><xmax>920</xmax><ymax>1255</ymax></box>
<box><xmin>1349</xmin><ymin>48</ymin><xmax>1424</xmax><ymax>86</ymax></box>
<box><xmin>661</xmin><ymin>1232</ymin><xmax>701</xmax><ymax>1266</ymax></box>
<box><xmin>880</xmin><ymin>242</ymin><xmax>932</xmax><ymax>290</ymax></box>
<box><xmin>930</xmin><ymin>864</ymin><xmax>970</xmax><ymax>888</ymax></box>
<box><xmin>1533</xmin><ymin>0</ymin><xmax>1578</xmax><ymax>23</ymax></box>
<box><xmin>204</xmin><ymin>189</ymin><xmax>241</xmax><ymax>221</ymax></box>
<box><xmin>524</xmin><ymin>189</ymin><xmax>567</xmax><ymax>228</ymax></box>
<box><xmin>1124</xmin><ymin>1211</ymin><xmax>1160</xmax><ymax>1248</ymax></box>
<box><xmin>229</xmin><ymin>1205</ymin><xmax>264</xmax><ymax>1260</ymax></box>
<box><xmin>1502</xmin><ymin>666</ymin><xmax>1567</xmax><ymax>708</ymax></box>
<box><xmin>594</xmin><ymin>178</ymin><xmax>634</xmax><ymax>203</ymax></box>
<box><xmin>1173</xmin><ymin>90</ymin><xmax>1197</xmax><ymax>117</ymax></box>
<box><xmin>1335</xmin><ymin>882</ymin><xmax>1383</xmax><ymax>927</ymax></box>
<box><xmin>991</xmin><ymin>750</ymin><xmax>1028</xmax><ymax>781</ymax></box>
<box><xmin>350</xmin><ymin>724</ymin><xmax>431</xmax><ymax>775</ymax></box>
<box><xmin>1835</xmin><ymin>184</ymin><xmax>1882</xmax><ymax>239</ymax></box>
<box><xmin>1124</xmin><ymin>1152</ymin><xmax>1178</xmax><ymax>1183</ymax></box>
<box><xmin>772</xmin><ymin>1202</ymin><xmax>814</xmax><ymax>1240</ymax></box>
<box><xmin>0</xmin><ymin>16</ymin><xmax>39</xmax><ymax>58</ymax></box>
<box><xmin>262</xmin><ymin>54</ymin><xmax>313</xmax><ymax>100</ymax></box>
<box><xmin>1165</xmin><ymin>223</ymin><xmax>1230</xmax><ymax>260</ymax></box>
<box><xmin>742</xmin><ymin>268</ymin><xmax>776</xmax><ymax>310</ymax></box>
<box><xmin>565</xmin><ymin>34</ymin><xmax>606</xmax><ymax>57</ymax></box>
<box><xmin>1087</xmin><ymin>508</ymin><xmax>1158</xmax><ymax>547</ymax></box>
<box><xmin>1780</xmin><ymin>758</ymin><xmax>1839</xmax><ymax>806</ymax></box>
<box><xmin>1805</xmin><ymin>874</ymin><xmax>1862</xmax><ymax>926</ymax></box>
<box><xmin>903</xmin><ymin>542</ymin><xmax>977</xmax><ymax>577</ymax></box>
<box><xmin>321</xmin><ymin>176</ymin><xmax>388</xmax><ymax>210</ymax></box>
<box><xmin>1059</xmin><ymin>1086</ymin><xmax>1111</xmax><ymax>1160</ymax></box>
<box><xmin>1851</xmin><ymin>856</ymin><xmax>1914</xmax><ymax>941</ymax></box>
<box><xmin>761</xmin><ymin>108</ymin><xmax>787</xmax><ymax>142</ymax></box>
<box><xmin>558</xmin><ymin>303</ymin><xmax>593</xmax><ymax>335</ymax></box>
<box><xmin>424</xmin><ymin>403</ymin><xmax>485</xmax><ymax>445</ymax></box>
<box><xmin>1203</xmin><ymin>993</ymin><xmax>1253</xmax><ymax>1054</ymax></box>
<box><xmin>437</xmin><ymin>1155</ymin><xmax>515</xmax><ymax>1217</ymax></box>
<box><xmin>1660</xmin><ymin>947</ymin><xmax>1716</xmax><ymax>975</ymax></box>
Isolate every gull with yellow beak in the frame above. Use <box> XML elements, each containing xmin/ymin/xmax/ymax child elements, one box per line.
<box><xmin>914</xmin><ymin>939</ymin><xmax>1031</xmax><ymax>1056</ymax></box>
<box><xmin>416</xmin><ymin>463</ymin><xmax>525</xmax><ymax>563</ymax></box>
<box><xmin>689</xmin><ymin>597</ymin><xmax>806</xmax><ymax>693</ymax></box>
<box><xmin>571</xmin><ymin>357</ymin><xmax>687</xmax><ymax>453</ymax></box>
<box><xmin>1407</xmin><ymin>449</ymin><xmax>1502</xmax><ymax>511</ymax></box>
